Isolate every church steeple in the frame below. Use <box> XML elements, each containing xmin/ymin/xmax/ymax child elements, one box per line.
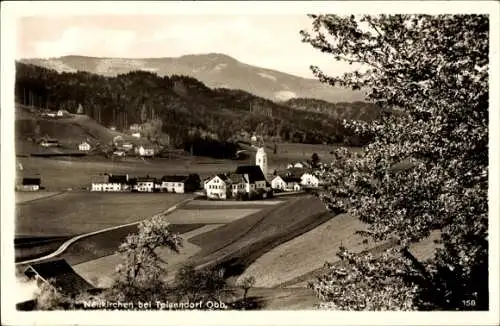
<box><xmin>256</xmin><ymin>146</ymin><xmax>268</xmax><ymax>178</ymax></box>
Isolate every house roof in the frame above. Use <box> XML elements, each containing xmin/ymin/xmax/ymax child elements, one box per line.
<box><xmin>108</xmin><ymin>174</ymin><xmax>128</xmax><ymax>184</ymax></box>
<box><xmin>22</xmin><ymin>178</ymin><xmax>41</xmax><ymax>186</ymax></box>
<box><xmin>282</xmin><ymin>175</ymin><xmax>302</xmax><ymax>183</ymax></box>
<box><xmin>24</xmin><ymin>259</ymin><xmax>95</xmax><ymax>295</ymax></box>
<box><xmin>235</xmin><ymin>165</ymin><xmax>266</xmax><ymax>183</ymax></box>
<box><xmin>136</xmin><ymin>177</ymin><xmax>157</xmax><ymax>183</ymax></box>
<box><xmin>281</xmin><ymin>167</ymin><xmax>309</xmax><ymax>178</ymax></box>
<box><xmin>216</xmin><ymin>173</ymin><xmax>231</xmax><ymax>182</ymax></box>
<box><xmin>91</xmin><ymin>175</ymin><xmax>108</xmax><ymax>183</ymax></box>
<box><xmin>227</xmin><ymin>173</ymin><xmax>245</xmax><ymax>184</ymax></box>
<box><xmin>162</xmin><ymin>175</ymin><xmax>188</xmax><ymax>182</ymax></box>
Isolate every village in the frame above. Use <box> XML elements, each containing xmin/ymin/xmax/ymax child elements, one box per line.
<box><xmin>17</xmin><ymin>145</ymin><xmax>322</xmax><ymax>200</ymax></box>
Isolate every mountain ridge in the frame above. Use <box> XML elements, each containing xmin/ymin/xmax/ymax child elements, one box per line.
<box><xmin>19</xmin><ymin>53</ymin><xmax>365</xmax><ymax>103</ymax></box>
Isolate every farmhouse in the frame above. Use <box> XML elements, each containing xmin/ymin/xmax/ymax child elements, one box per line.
<box><xmin>161</xmin><ymin>174</ymin><xmax>201</xmax><ymax>193</ymax></box>
<box><xmin>129</xmin><ymin>124</ymin><xmax>142</xmax><ymax>133</ymax></box>
<box><xmin>132</xmin><ymin>132</ymin><xmax>141</xmax><ymax>139</ymax></box>
<box><xmin>56</xmin><ymin>110</ymin><xmax>64</xmax><ymax>117</ymax></box>
<box><xmin>24</xmin><ymin>259</ymin><xmax>95</xmax><ymax>297</ymax></box>
<box><xmin>42</xmin><ymin>111</ymin><xmax>57</xmax><ymax>118</ymax></box>
<box><xmin>301</xmin><ymin>172</ymin><xmax>320</xmax><ymax>188</ymax></box>
<box><xmin>204</xmin><ymin>174</ymin><xmax>229</xmax><ymax>199</ymax></box>
<box><xmin>121</xmin><ymin>143</ymin><xmax>134</xmax><ymax>151</ymax></box>
<box><xmin>113</xmin><ymin>150</ymin><xmax>126</xmax><ymax>157</ymax></box>
<box><xmin>91</xmin><ymin>174</ymin><xmax>129</xmax><ymax>192</ymax></box>
<box><xmin>39</xmin><ymin>138</ymin><xmax>59</xmax><ymax>147</ymax></box>
<box><xmin>17</xmin><ymin>177</ymin><xmax>41</xmax><ymax>191</ymax></box>
<box><xmin>134</xmin><ymin>177</ymin><xmax>157</xmax><ymax>192</ymax></box>
<box><xmin>271</xmin><ymin>175</ymin><xmax>302</xmax><ymax>192</ymax></box>
<box><xmin>78</xmin><ymin>141</ymin><xmax>91</xmax><ymax>151</ymax></box>
<box><xmin>161</xmin><ymin>175</ymin><xmax>187</xmax><ymax>193</ymax></box>
<box><xmin>137</xmin><ymin>145</ymin><xmax>155</xmax><ymax>157</ymax></box>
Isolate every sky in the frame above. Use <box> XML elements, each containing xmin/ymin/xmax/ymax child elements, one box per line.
<box><xmin>16</xmin><ymin>15</ymin><xmax>356</xmax><ymax>78</ymax></box>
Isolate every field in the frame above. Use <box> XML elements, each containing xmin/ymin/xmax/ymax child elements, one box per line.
<box><xmin>15</xmin><ymin>191</ymin><xmax>62</xmax><ymax>204</ymax></box>
<box><xmin>59</xmin><ymin>223</ymin><xmax>205</xmax><ymax>266</ymax></box>
<box><xmin>15</xmin><ymin>192</ymin><xmax>192</xmax><ymax>237</ymax></box>
<box><xmin>72</xmin><ymin>224</ymin><xmax>226</xmax><ymax>288</ymax></box>
<box><xmin>187</xmin><ymin>195</ymin><xmax>335</xmax><ymax>277</ymax></box>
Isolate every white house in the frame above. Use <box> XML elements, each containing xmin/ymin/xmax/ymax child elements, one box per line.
<box><xmin>17</xmin><ymin>178</ymin><xmax>41</xmax><ymax>191</ymax></box>
<box><xmin>56</xmin><ymin>110</ymin><xmax>64</xmax><ymax>117</ymax></box>
<box><xmin>271</xmin><ymin>175</ymin><xmax>287</xmax><ymax>190</ymax></box>
<box><xmin>122</xmin><ymin>143</ymin><xmax>134</xmax><ymax>151</ymax></box>
<box><xmin>40</xmin><ymin>139</ymin><xmax>59</xmax><ymax>148</ymax></box>
<box><xmin>293</xmin><ymin>162</ymin><xmax>305</xmax><ymax>169</ymax></box>
<box><xmin>43</xmin><ymin>112</ymin><xmax>57</xmax><ymax>118</ymax></box>
<box><xmin>130</xmin><ymin>124</ymin><xmax>142</xmax><ymax>133</ymax></box>
<box><xmin>135</xmin><ymin>177</ymin><xmax>156</xmax><ymax>192</ymax></box>
<box><xmin>271</xmin><ymin>175</ymin><xmax>302</xmax><ymax>192</ymax></box>
<box><xmin>161</xmin><ymin>176</ymin><xmax>187</xmax><ymax>193</ymax></box>
<box><xmin>132</xmin><ymin>132</ymin><xmax>141</xmax><ymax>138</ymax></box>
<box><xmin>113</xmin><ymin>150</ymin><xmax>126</xmax><ymax>157</ymax></box>
<box><xmin>204</xmin><ymin>175</ymin><xmax>229</xmax><ymax>199</ymax></box>
<box><xmin>300</xmin><ymin>172</ymin><xmax>320</xmax><ymax>188</ymax></box>
<box><xmin>137</xmin><ymin>145</ymin><xmax>155</xmax><ymax>157</ymax></box>
<box><xmin>91</xmin><ymin>174</ymin><xmax>129</xmax><ymax>192</ymax></box>
<box><xmin>78</xmin><ymin>141</ymin><xmax>91</xmax><ymax>151</ymax></box>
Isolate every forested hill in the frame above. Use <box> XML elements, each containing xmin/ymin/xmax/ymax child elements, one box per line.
<box><xmin>283</xmin><ymin>98</ymin><xmax>383</xmax><ymax>121</ymax></box>
<box><xmin>15</xmin><ymin>62</ymin><xmax>378</xmax><ymax>147</ymax></box>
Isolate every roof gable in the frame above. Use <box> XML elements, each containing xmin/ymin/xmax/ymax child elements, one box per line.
<box><xmin>24</xmin><ymin>259</ymin><xmax>95</xmax><ymax>295</ymax></box>
<box><xmin>235</xmin><ymin>165</ymin><xmax>266</xmax><ymax>183</ymax></box>
<box><xmin>22</xmin><ymin>178</ymin><xmax>41</xmax><ymax>186</ymax></box>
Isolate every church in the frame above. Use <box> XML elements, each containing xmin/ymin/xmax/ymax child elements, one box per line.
<box><xmin>204</xmin><ymin>146</ymin><xmax>271</xmax><ymax>199</ymax></box>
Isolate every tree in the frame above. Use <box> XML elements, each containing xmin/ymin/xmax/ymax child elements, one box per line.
<box><xmin>108</xmin><ymin>215</ymin><xmax>183</xmax><ymax>302</ymax></box>
<box><xmin>311</xmin><ymin>152</ymin><xmax>320</xmax><ymax>168</ymax></box>
<box><xmin>33</xmin><ymin>123</ymin><xmax>41</xmax><ymax>140</ymax></box>
<box><xmin>34</xmin><ymin>280</ymin><xmax>70</xmax><ymax>310</ymax></box>
<box><xmin>174</xmin><ymin>264</ymin><xmax>230</xmax><ymax>304</ymax></box>
<box><xmin>141</xmin><ymin>118</ymin><xmax>163</xmax><ymax>144</ymax></box>
<box><xmin>140</xmin><ymin>103</ymin><xmax>148</xmax><ymax>123</ymax></box>
<box><xmin>302</xmin><ymin>14</ymin><xmax>488</xmax><ymax>310</ymax></box>
<box><xmin>238</xmin><ymin>276</ymin><xmax>256</xmax><ymax>301</ymax></box>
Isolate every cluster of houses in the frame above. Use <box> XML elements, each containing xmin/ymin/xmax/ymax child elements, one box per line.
<box><xmin>202</xmin><ymin>147</ymin><xmax>322</xmax><ymax>200</ymax></box>
<box><xmin>90</xmin><ymin>173</ymin><xmax>201</xmax><ymax>193</ymax></box>
<box><xmin>16</xmin><ymin>177</ymin><xmax>42</xmax><ymax>191</ymax></box>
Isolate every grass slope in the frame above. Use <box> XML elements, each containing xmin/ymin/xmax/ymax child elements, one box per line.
<box><xmin>188</xmin><ymin>195</ymin><xmax>334</xmax><ymax>277</ymax></box>
<box><xmin>237</xmin><ymin>213</ymin><xmax>368</xmax><ymax>287</ymax></box>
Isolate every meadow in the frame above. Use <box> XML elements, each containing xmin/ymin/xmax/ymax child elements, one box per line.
<box><xmin>16</xmin><ymin>156</ymin><xmax>240</xmax><ymax>191</ymax></box>
<box><xmin>15</xmin><ymin>192</ymin><xmax>192</xmax><ymax>237</ymax></box>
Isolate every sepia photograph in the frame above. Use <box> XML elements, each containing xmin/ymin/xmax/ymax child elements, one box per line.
<box><xmin>1</xmin><ymin>1</ymin><xmax>499</xmax><ymax>325</ymax></box>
